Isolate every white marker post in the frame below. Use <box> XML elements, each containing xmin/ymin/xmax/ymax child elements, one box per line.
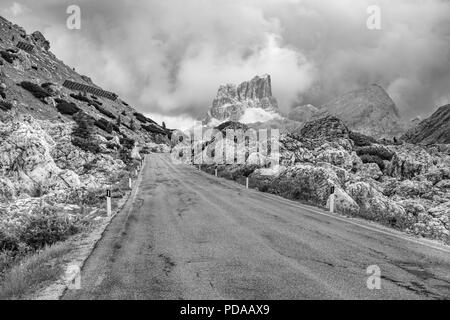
<box><xmin>246</xmin><ymin>177</ymin><xmax>249</xmax><ymax>189</ymax></box>
<box><xmin>329</xmin><ymin>186</ymin><xmax>335</xmax><ymax>214</ymax></box>
<box><xmin>106</xmin><ymin>189</ymin><xmax>112</xmax><ymax>216</ymax></box>
<box><xmin>128</xmin><ymin>177</ymin><xmax>132</xmax><ymax>189</ymax></box>
<box><xmin>215</xmin><ymin>168</ymin><xmax>218</xmax><ymax>177</ymax></box>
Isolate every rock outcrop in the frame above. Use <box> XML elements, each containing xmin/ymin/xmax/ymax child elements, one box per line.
<box><xmin>207</xmin><ymin>74</ymin><xmax>279</xmax><ymax>122</ymax></box>
<box><xmin>401</xmin><ymin>104</ymin><xmax>450</xmax><ymax>145</ymax></box>
<box><xmin>193</xmin><ymin>115</ymin><xmax>450</xmax><ymax>244</ymax></box>
<box><xmin>317</xmin><ymin>84</ymin><xmax>404</xmax><ymax>138</ymax></box>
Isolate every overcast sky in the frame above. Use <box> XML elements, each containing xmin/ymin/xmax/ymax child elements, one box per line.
<box><xmin>2</xmin><ymin>0</ymin><xmax>450</xmax><ymax>128</ymax></box>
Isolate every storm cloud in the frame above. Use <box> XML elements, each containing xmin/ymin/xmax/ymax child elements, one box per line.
<box><xmin>2</xmin><ymin>0</ymin><xmax>450</xmax><ymax>126</ymax></box>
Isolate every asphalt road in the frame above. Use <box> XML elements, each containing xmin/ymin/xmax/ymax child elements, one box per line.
<box><xmin>63</xmin><ymin>154</ymin><xmax>450</xmax><ymax>300</ymax></box>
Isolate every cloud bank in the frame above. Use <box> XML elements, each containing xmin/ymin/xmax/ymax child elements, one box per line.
<box><xmin>2</xmin><ymin>0</ymin><xmax>450</xmax><ymax>125</ymax></box>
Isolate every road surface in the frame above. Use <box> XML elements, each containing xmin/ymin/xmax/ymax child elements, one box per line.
<box><xmin>63</xmin><ymin>154</ymin><xmax>450</xmax><ymax>300</ymax></box>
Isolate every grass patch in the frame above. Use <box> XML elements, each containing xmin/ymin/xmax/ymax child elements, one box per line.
<box><xmin>0</xmin><ymin>242</ymin><xmax>71</xmax><ymax>300</ymax></box>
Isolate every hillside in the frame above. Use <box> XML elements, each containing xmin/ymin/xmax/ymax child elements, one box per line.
<box><xmin>401</xmin><ymin>104</ymin><xmax>450</xmax><ymax>145</ymax></box>
<box><xmin>0</xmin><ymin>15</ymin><xmax>170</xmax><ymax>143</ymax></box>
<box><xmin>0</xmin><ymin>15</ymin><xmax>172</xmax><ymax>294</ymax></box>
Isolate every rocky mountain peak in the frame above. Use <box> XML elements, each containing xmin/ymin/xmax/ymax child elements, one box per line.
<box><xmin>207</xmin><ymin>74</ymin><xmax>279</xmax><ymax>123</ymax></box>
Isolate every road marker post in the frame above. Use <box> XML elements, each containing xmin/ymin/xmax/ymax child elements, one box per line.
<box><xmin>128</xmin><ymin>177</ymin><xmax>132</xmax><ymax>189</ymax></box>
<box><xmin>246</xmin><ymin>177</ymin><xmax>249</xmax><ymax>189</ymax></box>
<box><xmin>215</xmin><ymin>168</ymin><xmax>218</xmax><ymax>177</ymax></box>
<box><xmin>329</xmin><ymin>186</ymin><xmax>335</xmax><ymax>213</ymax></box>
<box><xmin>106</xmin><ymin>189</ymin><xmax>112</xmax><ymax>216</ymax></box>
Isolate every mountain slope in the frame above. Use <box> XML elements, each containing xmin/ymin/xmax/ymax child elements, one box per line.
<box><xmin>401</xmin><ymin>104</ymin><xmax>450</xmax><ymax>145</ymax></box>
<box><xmin>317</xmin><ymin>84</ymin><xmax>404</xmax><ymax>138</ymax></box>
<box><xmin>0</xmin><ymin>15</ymin><xmax>170</xmax><ymax>143</ymax></box>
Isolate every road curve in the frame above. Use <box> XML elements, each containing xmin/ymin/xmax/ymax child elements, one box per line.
<box><xmin>63</xmin><ymin>154</ymin><xmax>450</xmax><ymax>300</ymax></box>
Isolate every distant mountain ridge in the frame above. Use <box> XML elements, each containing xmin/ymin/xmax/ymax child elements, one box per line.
<box><xmin>401</xmin><ymin>104</ymin><xmax>450</xmax><ymax>145</ymax></box>
<box><xmin>316</xmin><ymin>84</ymin><xmax>404</xmax><ymax>139</ymax></box>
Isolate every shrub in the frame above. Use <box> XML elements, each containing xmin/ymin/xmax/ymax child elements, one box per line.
<box><xmin>359</xmin><ymin>154</ymin><xmax>385</xmax><ymax>171</ymax></box>
<box><xmin>350</xmin><ymin>131</ymin><xmax>377</xmax><ymax>147</ymax></box>
<box><xmin>119</xmin><ymin>136</ymin><xmax>135</xmax><ymax>165</ymax></box>
<box><xmin>133</xmin><ymin>112</ymin><xmax>149</xmax><ymax>123</ymax></box>
<box><xmin>19</xmin><ymin>81</ymin><xmax>51</xmax><ymax>100</ymax></box>
<box><xmin>0</xmin><ymin>100</ymin><xmax>13</xmax><ymax>111</ymax></box>
<box><xmin>91</xmin><ymin>103</ymin><xmax>116</xmax><ymax>119</ymax></box>
<box><xmin>95</xmin><ymin>118</ymin><xmax>113</xmax><ymax>134</ymax></box>
<box><xmin>72</xmin><ymin>112</ymin><xmax>101</xmax><ymax>153</ymax></box>
<box><xmin>20</xmin><ymin>207</ymin><xmax>80</xmax><ymax>251</ymax></box>
<box><xmin>55</xmin><ymin>99</ymin><xmax>80</xmax><ymax>115</ymax></box>
<box><xmin>70</xmin><ymin>93</ymin><xmax>91</xmax><ymax>103</ymax></box>
<box><xmin>40</xmin><ymin>82</ymin><xmax>54</xmax><ymax>88</ymax></box>
<box><xmin>356</xmin><ymin>145</ymin><xmax>394</xmax><ymax>161</ymax></box>
<box><xmin>0</xmin><ymin>51</ymin><xmax>18</xmax><ymax>64</ymax></box>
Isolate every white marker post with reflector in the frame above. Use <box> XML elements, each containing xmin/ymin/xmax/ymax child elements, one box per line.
<box><xmin>106</xmin><ymin>189</ymin><xmax>112</xmax><ymax>216</ymax></box>
<box><xmin>329</xmin><ymin>186</ymin><xmax>335</xmax><ymax>214</ymax></box>
<box><xmin>246</xmin><ymin>177</ymin><xmax>249</xmax><ymax>189</ymax></box>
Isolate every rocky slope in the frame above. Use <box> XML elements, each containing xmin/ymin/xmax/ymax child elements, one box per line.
<box><xmin>0</xmin><ymin>16</ymin><xmax>171</xmax><ymax>144</ymax></box>
<box><xmin>191</xmin><ymin>116</ymin><xmax>450</xmax><ymax>244</ymax></box>
<box><xmin>401</xmin><ymin>104</ymin><xmax>450</xmax><ymax>145</ymax></box>
<box><xmin>0</xmin><ymin>15</ymin><xmax>172</xmax><ymax>284</ymax></box>
<box><xmin>317</xmin><ymin>84</ymin><xmax>404</xmax><ymax>139</ymax></box>
<box><xmin>205</xmin><ymin>74</ymin><xmax>279</xmax><ymax>123</ymax></box>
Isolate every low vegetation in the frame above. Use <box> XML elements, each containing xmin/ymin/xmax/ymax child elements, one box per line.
<box><xmin>0</xmin><ymin>241</ymin><xmax>71</xmax><ymax>300</ymax></box>
<box><xmin>70</xmin><ymin>92</ymin><xmax>91</xmax><ymax>103</ymax></box>
<box><xmin>72</xmin><ymin>112</ymin><xmax>101</xmax><ymax>153</ymax></box>
<box><xmin>0</xmin><ymin>100</ymin><xmax>13</xmax><ymax>111</ymax></box>
<box><xmin>91</xmin><ymin>102</ymin><xmax>116</xmax><ymax>119</ymax></box>
<box><xmin>95</xmin><ymin>118</ymin><xmax>114</xmax><ymax>134</ymax></box>
<box><xmin>19</xmin><ymin>81</ymin><xmax>51</xmax><ymax>100</ymax></box>
<box><xmin>55</xmin><ymin>98</ymin><xmax>80</xmax><ymax>115</ymax></box>
<box><xmin>0</xmin><ymin>50</ymin><xmax>18</xmax><ymax>64</ymax></box>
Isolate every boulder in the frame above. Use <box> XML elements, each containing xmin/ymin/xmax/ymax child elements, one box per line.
<box><xmin>411</xmin><ymin>202</ymin><xmax>450</xmax><ymax>242</ymax></box>
<box><xmin>269</xmin><ymin>163</ymin><xmax>341</xmax><ymax>206</ymax></box>
<box><xmin>347</xmin><ymin>181</ymin><xmax>411</xmax><ymax>228</ymax></box>
<box><xmin>357</xmin><ymin>163</ymin><xmax>383</xmax><ymax>180</ymax></box>
<box><xmin>31</xmin><ymin>31</ymin><xmax>50</xmax><ymax>51</ymax></box>
<box><xmin>326</xmin><ymin>187</ymin><xmax>360</xmax><ymax>216</ymax></box>
<box><xmin>0</xmin><ymin>177</ymin><xmax>15</xmax><ymax>201</ymax></box>
<box><xmin>388</xmin><ymin>144</ymin><xmax>434</xmax><ymax>179</ymax></box>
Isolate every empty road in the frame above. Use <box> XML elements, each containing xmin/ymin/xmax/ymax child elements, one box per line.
<box><xmin>63</xmin><ymin>154</ymin><xmax>450</xmax><ymax>300</ymax></box>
